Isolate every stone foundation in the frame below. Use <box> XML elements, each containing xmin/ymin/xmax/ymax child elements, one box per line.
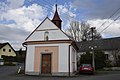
<box><xmin>25</xmin><ymin>72</ymin><xmax>39</xmax><ymax>75</ymax></box>
<box><xmin>25</xmin><ymin>72</ymin><xmax>75</xmax><ymax>76</ymax></box>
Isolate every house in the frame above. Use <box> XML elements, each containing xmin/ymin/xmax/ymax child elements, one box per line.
<box><xmin>0</xmin><ymin>42</ymin><xmax>16</xmax><ymax>59</ymax></box>
<box><xmin>23</xmin><ymin>4</ymin><xmax>78</xmax><ymax>76</ymax></box>
<box><xmin>76</xmin><ymin>37</ymin><xmax>120</xmax><ymax>65</ymax></box>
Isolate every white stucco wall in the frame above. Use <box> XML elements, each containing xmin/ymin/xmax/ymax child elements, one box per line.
<box><xmin>26</xmin><ymin>18</ymin><xmax>69</xmax><ymax>41</ymax></box>
<box><xmin>74</xmin><ymin>50</ymin><xmax>77</xmax><ymax>71</ymax></box>
<box><xmin>58</xmin><ymin>44</ymin><xmax>69</xmax><ymax>72</ymax></box>
<box><xmin>25</xmin><ymin>43</ymin><xmax>71</xmax><ymax>73</ymax></box>
<box><xmin>25</xmin><ymin>45</ymin><xmax>35</xmax><ymax>72</ymax></box>
<box><xmin>70</xmin><ymin>46</ymin><xmax>77</xmax><ymax>72</ymax></box>
<box><xmin>37</xmin><ymin>18</ymin><xmax>58</xmax><ymax>30</ymax></box>
<box><xmin>26</xmin><ymin>30</ymin><xmax>69</xmax><ymax>41</ymax></box>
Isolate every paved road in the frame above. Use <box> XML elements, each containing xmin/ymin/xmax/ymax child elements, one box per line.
<box><xmin>0</xmin><ymin>66</ymin><xmax>120</xmax><ymax>80</ymax></box>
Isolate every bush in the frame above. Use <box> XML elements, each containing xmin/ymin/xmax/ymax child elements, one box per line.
<box><xmin>2</xmin><ymin>55</ymin><xmax>16</xmax><ymax>62</ymax></box>
<box><xmin>95</xmin><ymin>51</ymin><xmax>106</xmax><ymax>69</ymax></box>
<box><xmin>4</xmin><ymin>62</ymin><xmax>16</xmax><ymax>66</ymax></box>
<box><xmin>105</xmin><ymin>60</ymin><xmax>113</xmax><ymax>67</ymax></box>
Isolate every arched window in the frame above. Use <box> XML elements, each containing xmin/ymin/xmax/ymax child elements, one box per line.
<box><xmin>44</xmin><ymin>31</ymin><xmax>49</xmax><ymax>41</ymax></box>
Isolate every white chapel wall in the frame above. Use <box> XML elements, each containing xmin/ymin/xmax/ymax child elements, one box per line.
<box><xmin>25</xmin><ymin>45</ymin><xmax>35</xmax><ymax>72</ymax></box>
<box><xmin>58</xmin><ymin>44</ymin><xmax>69</xmax><ymax>72</ymax></box>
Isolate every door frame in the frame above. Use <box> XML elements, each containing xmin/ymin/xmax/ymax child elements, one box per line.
<box><xmin>40</xmin><ymin>53</ymin><xmax>52</xmax><ymax>74</ymax></box>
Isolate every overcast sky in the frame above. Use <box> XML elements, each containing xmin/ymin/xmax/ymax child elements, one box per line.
<box><xmin>0</xmin><ymin>0</ymin><xmax>120</xmax><ymax>50</ymax></box>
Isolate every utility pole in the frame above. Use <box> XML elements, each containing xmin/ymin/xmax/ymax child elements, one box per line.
<box><xmin>91</xmin><ymin>27</ymin><xmax>96</xmax><ymax>72</ymax></box>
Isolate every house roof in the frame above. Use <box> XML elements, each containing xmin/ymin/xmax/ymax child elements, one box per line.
<box><xmin>0</xmin><ymin>43</ymin><xmax>8</xmax><ymax>49</ymax></box>
<box><xmin>77</xmin><ymin>37</ymin><xmax>120</xmax><ymax>52</ymax></box>
<box><xmin>0</xmin><ymin>42</ymin><xmax>16</xmax><ymax>53</ymax></box>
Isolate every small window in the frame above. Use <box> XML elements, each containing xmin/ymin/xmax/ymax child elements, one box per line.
<box><xmin>44</xmin><ymin>31</ymin><xmax>49</xmax><ymax>41</ymax></box>
<box><xmin>3</xmin><ymin>49</ymin><xmax>6</xmax><ymax>52</ymax></box>
<box><xmin>9</xmin><ymin>49</ymin><xmax>11</xmax><ymax>52</ymax></box>
<box><xmin>105</xmin><ymin>54</ymin><xmax>109</xmax><ymax>60</ymax></box>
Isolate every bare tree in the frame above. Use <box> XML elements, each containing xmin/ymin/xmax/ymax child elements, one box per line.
<box><xmin>66</xmin><ymin>21</ymin><xmax>101</xmax><ymax>42</ymax></box>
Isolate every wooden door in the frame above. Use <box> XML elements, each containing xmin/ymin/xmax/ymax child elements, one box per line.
<box><xmin>41</xmin><ymin>54</ymin><xmax>51</xmax><ymax>74</ymax></box>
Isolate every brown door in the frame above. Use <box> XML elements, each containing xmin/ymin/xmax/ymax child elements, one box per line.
<box><xmin>41</xmin><ymin>54</ymin><xmax>51</xmax><ymax>74</ymax></box>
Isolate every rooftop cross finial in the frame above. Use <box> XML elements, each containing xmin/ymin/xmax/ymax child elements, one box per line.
<box><xmin>56</xmin><ymin>4</ymin><xmax>57</xmax><ymax>10</ymax></box>
<box><xmin>55</xmin><ymin>0</ymin><xmax>57</xmax><ymax>11</ymax></box>
<box><xmin>52</xmin><ymin>0</ymin><xmax>62</xmax><ymax>29</ymax></box>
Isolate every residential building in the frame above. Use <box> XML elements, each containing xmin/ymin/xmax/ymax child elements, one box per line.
<box><xmin>76</xmin><ymin>37</ymin><xmax>120</xmax><ymax>65</ymax></box>
<box><xmin>0</xmin><ymin>42</ymin><xmax>16</xmax><ymax>59</ymax></box>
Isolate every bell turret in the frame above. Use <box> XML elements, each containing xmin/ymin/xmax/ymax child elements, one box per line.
<box><xmin>52</xmin><ymin>4</ymin><xmax>62</xmax><ymax>29</ymax></box>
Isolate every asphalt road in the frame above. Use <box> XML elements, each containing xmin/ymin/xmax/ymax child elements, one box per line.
<box><xmin>0</xmin><ymin>66</ymin><xmax>120</xmax><ymax>80</ymax></box>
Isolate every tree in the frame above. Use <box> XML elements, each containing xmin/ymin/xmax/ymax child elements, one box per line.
<box><xmin>66</xmin><ymin>21</ymin><xmax>103</xmax><ymax>69</ymax></box>
<box><xmin>66</xmin><ymin>21</ymin><xmax>101</xmax><ymax>42</ymax></box>
<box><xmin>15</xmin><ymin>48</ymin><xmax>25</xmax><ymax>63</ymax></box>
<box><xmin>80</xmin><ymin>51</ymin><xmax>106</xmax><ymax>69</ymax></box>
<box><xmin>95</xmin><ymin>51</ymin><xmax>106</xmax><ymax>69</ymax></box>
<box><xmin>80</xmin><ymin>52</ymin><xmax>92</xmax><ymax>64</ymax></box>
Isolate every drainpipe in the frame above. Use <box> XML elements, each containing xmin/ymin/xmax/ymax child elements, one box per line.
<box><xmin>22</xmin><ymin>43</ymin><xmax>27</xmax><ymax>74</ymax></box>
<box><xmin>68</xmin><ymin>45</ymin><xmax>71</xmax><ymax>77</ymax></box>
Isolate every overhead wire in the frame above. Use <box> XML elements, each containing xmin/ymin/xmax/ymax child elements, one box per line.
<box><xmin>26</xmin><ymin>0</ymin><xmax>87</xmax><ymax>31</ymax></box>
<box><xmin>41</xmin><ymin>0</ymin><xmax>80</xmax><ymax>22</ymax></box>
<box><xmin>97</xmin><ymin>7</ymin><xmax>120</xmax><ymax>30</ymax></box>
<box><xmin>99</xmin><ymin>15</ymin><xmax>120</xmax><ymax>33</ymax></box>
<box><xmin>28</xmin><ymin>0</ymin><xmax>77</xmax><ymax>22</ymax></box>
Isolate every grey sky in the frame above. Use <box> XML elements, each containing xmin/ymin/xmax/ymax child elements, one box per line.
<box><xmin>0</xmin><ymin>25</ymin><xmax>29</xmax><ymax>50</ymax></box>
<box><xmin>71</xmin><ymin>0</ymin><xmax>120</xmax><ymax>20</ymax></box>
<box><xmin>0</xmin><ymin>0</ymin><xmax>120</xmax><ymax>50</ymax></box>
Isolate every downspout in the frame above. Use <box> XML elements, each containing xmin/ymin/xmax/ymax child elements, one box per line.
<box><xmin>68</xmin><ymin>45</ymin><xmax>71</xmax><ymax>77</ymax></box>
<box><xmin>22</xmin><ymin>43</ymin><xmax>27</xmax><ymax>74</ymax></box>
